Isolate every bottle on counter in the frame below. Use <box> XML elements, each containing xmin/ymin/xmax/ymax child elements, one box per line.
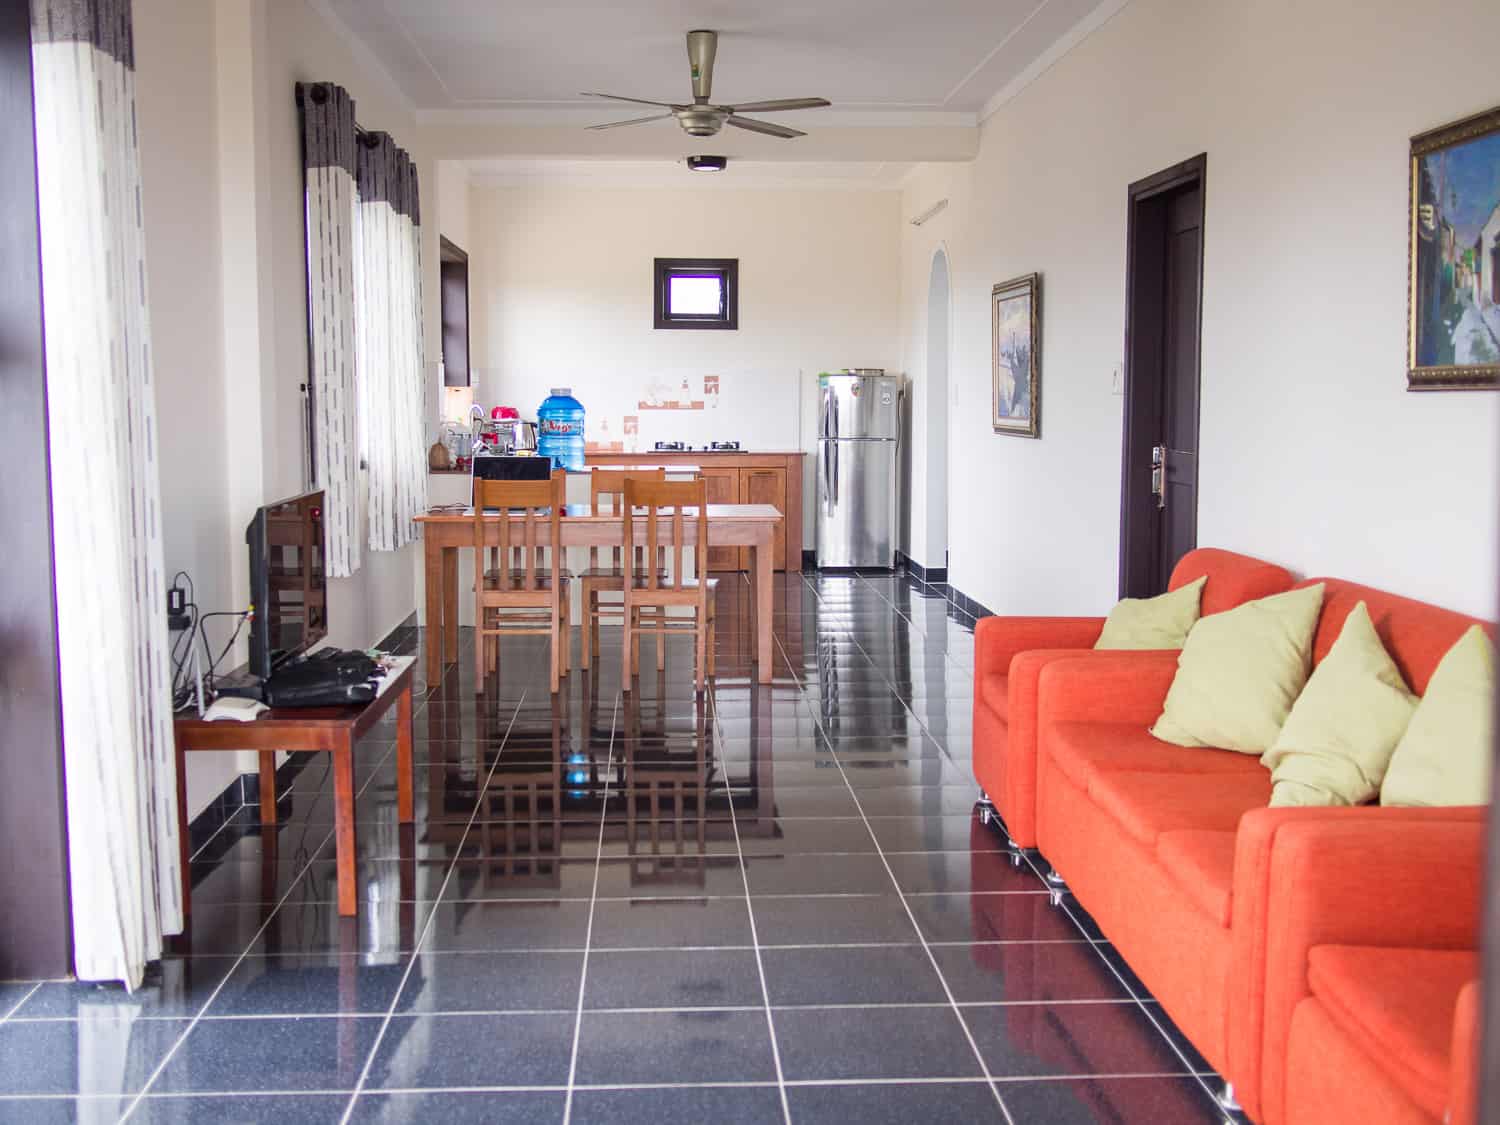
<box><xmin>537</xmin><ymin>387</ymin><xmax>586</xmax><ymax>472</ymax></box>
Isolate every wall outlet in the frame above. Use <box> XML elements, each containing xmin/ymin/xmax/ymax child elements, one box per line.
<box><xmin>1111</xmin><ymin>364</ymin><xmax>1124</xmax><ymax>396</ymax></box>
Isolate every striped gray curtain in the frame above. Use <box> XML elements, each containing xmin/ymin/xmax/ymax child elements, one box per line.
<box><xmin>355</xmin><ymin>133</ymin><xmax>428</xmax><ymax>551</ymax></box>
<box><xmin>30</xmin><ymin>0</ymin><xmax>181</xmax><ymax>987</ymax></box>
<box><xmin>299</xmin><ymin>82</ymin><xmax>361</xmax><ymax>578</ymax></box>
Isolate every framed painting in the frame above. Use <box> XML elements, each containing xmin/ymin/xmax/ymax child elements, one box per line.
<box><xmin>1408</xmin><ymin>104</ymin><xmax>1500</xmax><ymax>390</ymax></box>
<box><xmin>992</xmin><ymin>272</ymin><xmax>1041</xmax><ymax>436</ymax></box>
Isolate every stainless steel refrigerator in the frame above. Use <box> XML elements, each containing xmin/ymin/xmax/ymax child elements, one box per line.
<box><xmin>816</xmin><ymin>371</ymin><xmax>901</xmax><ymax>568</ymax></box>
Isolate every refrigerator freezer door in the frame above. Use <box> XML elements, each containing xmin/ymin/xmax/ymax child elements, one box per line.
<box><xmin>816</xmin><ymin>438</ymin><xmax>897</xmax><ymax>568</ymax></box>
<box><xmin>820</xmin><ymin>374</ymin><xmax>901</xmax><ymax>441</ymax></box>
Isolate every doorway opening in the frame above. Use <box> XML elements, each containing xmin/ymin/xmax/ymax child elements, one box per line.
<box><xmin>925</xmin><ymin>247</ymin><xmax>951</xmax><ymax>578</ymax></box>
<box><xmin>440</xmin><ymin>236</ymin><xmax>470</xmax><ymax>387</ymax></box>
<box><xmin>1119</xmin><ymin>154</ymin><xmax>1206</xmax><ymax>597</ymax></box>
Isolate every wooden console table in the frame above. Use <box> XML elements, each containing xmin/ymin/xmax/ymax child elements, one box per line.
<box><xmin>174</xmin><ymin>657</ymin><xmax>416</xmax><ymax>917</ymax></box>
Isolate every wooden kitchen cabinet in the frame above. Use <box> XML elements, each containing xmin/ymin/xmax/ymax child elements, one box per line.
<box><xmin>586</xmin><ymin>451</ymin><xmax>804</xmax><ymax>572</ymax></box>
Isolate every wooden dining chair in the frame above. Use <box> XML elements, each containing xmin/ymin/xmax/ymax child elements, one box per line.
<box><xmin>473</xmin><ymin>470</ymin><xmax>571</xmax><ymax>694</ymax></box>
<box><xmin>621</xmin><ymin>477</ymin><xmax>717</xmax><ymax>693</ymax></box>
<box><xmin>580</xmin><ymin>467</ymin><xmax>668</xmax><ymax>671</ymax></box>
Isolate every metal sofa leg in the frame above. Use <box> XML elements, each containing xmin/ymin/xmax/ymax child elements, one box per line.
<box><xmin>1215</xmin><ymin>1081</ymin><xmax>1241</xmax><ymax>1113</ymax></box>
<box><xmin>977</xmin><ymin>791</ymin><xmax>995</xmax><ymax>826</ymax></box>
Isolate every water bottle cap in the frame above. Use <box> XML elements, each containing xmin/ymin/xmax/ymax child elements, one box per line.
<box><xmin>550</xmin><ymin>387</ymin><xmax>571</xmax><ymax>397</ymax></box>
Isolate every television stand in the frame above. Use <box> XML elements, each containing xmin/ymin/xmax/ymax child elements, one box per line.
<box><xmin>173</xmin><ymin>656</ymin><xmax>415</xmax><ymax>917</ymax></box>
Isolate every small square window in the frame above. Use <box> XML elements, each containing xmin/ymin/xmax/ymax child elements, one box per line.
<box><xmin>654</xmin><ymin>257</ymin><xmax>738</xmax><ymax>330</ymax></box>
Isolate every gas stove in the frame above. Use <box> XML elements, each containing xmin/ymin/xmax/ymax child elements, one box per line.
<box><xmin>653</xmin><ymin>440</ymin><xmax>743</xmax><ymax>452</ymax></box>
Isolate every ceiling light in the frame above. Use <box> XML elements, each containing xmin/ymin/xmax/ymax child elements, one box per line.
<box><xmin>686</xmin><ymin>155</ymin><xmax>727</xmax><ymax>172</ymax></box>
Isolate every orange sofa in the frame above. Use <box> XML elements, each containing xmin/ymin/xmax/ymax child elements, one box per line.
<box><xmin>1264</xmin><ymin>815</ymin><xmax>1483</xmax><ymax>1125</ymax></box>
<box><xmin>1031</xmin><ymin>577</ymin><xmax>1489</xmax><ymax>1124</ymax></box>
<box><xmin>972</xmin><ymin>547</ymin><xmax>1293</xmax><ymax>848</ymax></box>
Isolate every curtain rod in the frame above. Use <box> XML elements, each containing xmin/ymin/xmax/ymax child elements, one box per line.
<box><xmin>294</xmin><ymin>82</ymin><xmax>382</xmax><ymax>146</ymax></box>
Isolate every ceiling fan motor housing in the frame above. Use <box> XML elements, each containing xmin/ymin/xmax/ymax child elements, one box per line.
<box><xmin>677</xmin><ymin>107</ymin><xmax>727</xmax><ymax>136</ymax></box>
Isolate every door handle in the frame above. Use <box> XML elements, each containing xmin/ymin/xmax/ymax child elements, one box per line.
<box><xmin>825</xmin><ymin>441</ymin><xmax>838</xmax><ymax>516</ymax></box>
<box><xmin>1151</xmin><ymin>444</ymin><xmax>1167</xmax><ymax>510</ymax></box>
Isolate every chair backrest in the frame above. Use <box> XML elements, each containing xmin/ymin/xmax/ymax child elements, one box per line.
<box><xmin>622</xmin><ymin>477</ymin><xmax>709</xmax><ymax>593</ymax></box>
<box><xmin>589</xmin><ymin>467</ymin><xmax>666</xmax><ymax>569</ymax></box>
<box><xmin>473</xmin><ymin>470</ymin><xmax>564</xmax><ymax>592</ymax></box>
<box><xmin>1167</xmin><ymin>547</ymin><xmax>1296</xmax><ymax>617</ymax></box>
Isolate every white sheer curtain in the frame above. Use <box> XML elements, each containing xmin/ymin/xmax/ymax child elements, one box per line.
<box><xmin>355</xmin><ymin>133</ymin><xmax>428</xmax><ymax>552</ymax></box>
<box><xmin>30</xmin><ymin>0</ymin><xmax>181</xmax><ymax>987</ymax></box>
<box><xmin>300</xmin><ymin>82</ymin><xmax>361</xmax><ymax>578</ymax></box>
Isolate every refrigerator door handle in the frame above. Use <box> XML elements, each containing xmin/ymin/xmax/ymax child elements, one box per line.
<box><xmin>824</xmin><ymin>440</ymin><xmax>838</xmax><ymax>516</ymax></box>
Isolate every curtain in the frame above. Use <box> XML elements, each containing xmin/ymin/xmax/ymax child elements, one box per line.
<box><xmin>30</xmin><ymin>0</ymin><xmax>181</xmax><ymax>987</ymax></box>
<box><xmin>299</xmin><ymin>82</ymin><xmax>361</xmax><ymax>578</ymax></box>
<box><xmin>355</xmin><ymin>132</ymin><xmax>428</xmax><ymax>552</ymax></box>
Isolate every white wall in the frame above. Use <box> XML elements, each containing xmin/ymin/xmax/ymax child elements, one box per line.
<box><xmin>900</xmin><ymin>0</ymin><xmax>1500</xmax><ymax>619</ymax></box>
<box><xmin>467</xmin><ymin>183</ymin><xmax>902</xmax><ymax>545</ymax></box>
<box><xmin>135</xmin><ymin>0</ymin><xmax>442</xmax><ymax>818</ymax></box>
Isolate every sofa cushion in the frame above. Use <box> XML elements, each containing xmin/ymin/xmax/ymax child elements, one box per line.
<box><xmin>1047</xmin><ymin>721</ymin><xmax>1266</xmax><ymax>793</ymax></box>
<box><xmin>1382</xmin><ymin>625</ymin><xmax>1495</xmax><ymax>808</ymax></box>
<box><xmin>978</xmin><ymin>671</ymin><xmax>1009</xmax><ymax>723</ymax></box>
<box><xmin>1095</xmin><ymin>575</ymin><xmax>1205</xmax><ymax>650</ymax></box>
<box><xmin>1262</xmin><ymin>601</ymin><xmax>1417</xmax><ymax>807</ymax></box>
<box><xmin>1308</xmin><ymin>944</ymin><xmax>1478</xmax><ymax>1119</ymax></box>
<box><xmin>1086</xmin><ymin>769</ymin><xmax>1270</xmax><ymax>849</ymax></box>
<box><xmin>1152</xmin><ymin>583</ymin><xmax>1326</xmax><ymax>754</ymax></box>
<box><xmin>1156</xmin><ymin>830</ymin><xmax>1237</xmax><ymax>927</ymax></box>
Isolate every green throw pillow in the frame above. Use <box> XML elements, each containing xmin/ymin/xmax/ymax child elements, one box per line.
<box><xmin>1150</xmin><ymin>583</ymin><xmax>1326</xmax><ymax>754</ymax></box>
<box><xmin>1381</xmin><ymin>625</ymin><xmax>1495</xmax><ymax>808</ymax></box>
<box><xmin>1260</xmin><ymin>602</ymin><xmax>1417</xmax><ymax>806</ymax></box>
<box><xmin>1095</xmin><ymin>576</ymin><xmax>1206</xmax><ymax>650</ymax></box>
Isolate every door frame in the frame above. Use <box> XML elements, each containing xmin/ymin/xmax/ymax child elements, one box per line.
<box><xmin>1118</xmin><ymin>153</ymin><xmax>1207</xmax><ymax>598</ymax></box>
<box><xmin>439</xmin><ymin>236</ymin><xmax>470</xmax><ymax>387</ymax></box>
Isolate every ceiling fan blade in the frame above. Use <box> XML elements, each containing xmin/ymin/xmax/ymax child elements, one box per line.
<box><xmin>586</xmin><ymin>113</ymin><xmax>674</xmax><ymax>131</ymax></box>
<box><xmin>581</xmin><ymin>91</ymin><xmax>680</xmax><ymax>110</ymax></box>
<box><xmin>724</xmin><ymin>98</ymin><xmax>830</xmax><ymax>114</ymax></box>
<box><xmin>686</xmin><ymin>29</ymin><xmax>717</xmax><ymax>102</ymax></box>
<box><xmin>726</xmin><ymin>116</ymin><xmax>805</xmax><ymax>139</ymax></box>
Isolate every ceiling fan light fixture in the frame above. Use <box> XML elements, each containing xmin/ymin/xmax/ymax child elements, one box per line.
<box><xmin>686</xmin><ymin>154</ymin><xmax>727</xmax><ymax>172</ymax></box>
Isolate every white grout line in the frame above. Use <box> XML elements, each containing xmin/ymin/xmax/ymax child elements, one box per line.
<box><xmin>334</xmin><ymin>693</ymin><xmax>528</xmax><ymax>1125</ymax></box>
<box><xmin>560</xmin><ymin>689</ymin><xmax>619</xmax><ymax>1125</ymax></box>
<box><xmin>116</xmin><ymin>740</ymin><xmax>402</xmax><ymax>1123</ymax></box>
<box><xmin>713</xmin><ymin>688</ymin><xmax>793</xmax><ymax>1125</ymax></box>
<box><xmin>783</xmin><ymin>573</ymin><xmax>1018</xmax><ymax>1125</ymax></box>
<box><xmin>0</xmin><ymin>982</ymin><xmax>42</xmax><ymax>1024</ymax></box>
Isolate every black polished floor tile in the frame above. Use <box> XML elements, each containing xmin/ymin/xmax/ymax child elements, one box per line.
<box><xmin>744</xmin><ymin>852</ymin><xmax>894</xmax><ymax>896</ymax></box>
<box><xmin>774</xmin><ymin>1005</ymin><xmax>982</xmax><ymax>1081</ymax></box>
<box><xmin>205</xmin><ymin>953</ymin><xmax>407</xmax><ymax>1016</ymax></box>
<box><xmin>964</xmin><ymin>1001</ymin><xmax>1193</xmax><ymax>1077</ymax></box>
<box><xmin>761</xmin><ymin>944</ymin><xmax>945</xmax><ymax>1005</ymax></box>
<box><xmin>364</xmin><ymin>1013</ymin><xmax>574</xmax><ymax>1088</ymax></box>
<box><xmin>911</xmin><ymin>891</ymin><xmax>1084</xmax><ymax>945</ymax></box>
<box><xmin>786</xmin><ymin>1081</ymin><xmax>1007</xmax><ymax>1124</ymax></box>
<box><xmin>584</xmin><ymin>948</ymin><xmax>763</xmax><ymax>1009</ymax></box>
<box><xmin>932</xmin><ymin>941</ymin><xmax>1135</xmax><ymax>1004</ymax></box>
<box><xmin>883</xmin><ymin>850</ymin><xmax>1040</xmax><ymax>896</ymax></box>
<box><xmin>420</xmin><ymin>900</ymin><xmax>593</xmax><ymax>950</ymax></box>
<box><xmin>846</xmin><ymin>786</ymin><xmax>981</xmax><ymax>816</ymax></box>
<box><xmin>752</xmin><ymin>895</ymin><xmax>919</xmax><ymax>945</ymax></box>
<box><xmin>151</xmin><ymin>1015</ymin><xmax>382</xmax><ymax>1092</ymax></box>
<box><xmin>868</xmin><ymin>814</ymin><xmax>1008</xmax><ymax>853</ymax></box>
<box><xmin>571</xmin><ymin>1085</ymin><xmax>782</xmax><ymax>1125</ymax></box>
<box><xmin>395</xmin><ymin>950</ymin><xmax>582</xmax><ymax>1012</ymax></box>
<box><xmin>0</xmin><ymin>1018</ymin><xmax>186</xmax><ymax>1097</ymax></box>
<box><xmin>734</xmin><ymin>817</ymin><xmax>876</xmax><ymax>855</ymax></box>
<box><xmin>591</xmin><ymin>855</ymin><xmax>746</xmax><ymax>898</ymax></box>
<box><xmin>997</xmin><ymin>1076</ymin><xmax>1223</xmax><ymax>1124</ymax></box>
<box><xmin>127</xmin><ymin>1093</ymin><xmax>348</xmax><ymax>1124</ymax></box>
<box><xmin>574</xmin><ymin>1009</ymin><xmax>777</xmax><ymax>1084</ymax></box>
<box><xmin>16</xmin><ymin>958</ymin><xmax>234</xmax><ymax>1019</ymax></box>
<box><xmin>589</xmin><ymin>897</ymin><xmax>752</xmax><ymax>949</ymax></box>
<box><xmin>349</xmin><ymin>1091</ymin><xmax>566</xmax><ymax>1124</ymax></box>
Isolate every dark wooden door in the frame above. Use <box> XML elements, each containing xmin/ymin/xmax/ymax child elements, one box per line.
<box><xmin>1119</xmin><ymin>155</ymin><xmax>1206</xmax><ymax>598</ymax></box>
<box><xmin>439</xmin><ymin>237</ymin><xmax>469</xmax><ymax>387</ymax></box>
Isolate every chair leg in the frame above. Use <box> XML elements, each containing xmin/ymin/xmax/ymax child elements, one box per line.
<box><xmin>474</xmin><ymin>619</ymin><xmax>485</xmax><ymax>695</ymax></box>
<box><xmin>621</xmin><ymin>605</ymin><xmax>633</xmax><ymax>692</ymax></box>
<box><xmin>657</xmin><ymin>618</ymin><xmax>667</xmax><ymax>672</ymax></box>
<box><xmin>708</xmin><ymin>611</ymin><xmax>717</xmax><ymax>678</ymax></box>
<box><xmin>581</xmin><ymin>586</ymin><xmax>593</xmax><ymax>670</ymax></box>
<box><xmin>549</xmin><ymin>604</ymin><xmax>561</xmax><ymax>695</ymax></box>
<box><xmin>694</xmin><ymin>616</ymin><xmax>707</xmax><ymax>695</ymax></box>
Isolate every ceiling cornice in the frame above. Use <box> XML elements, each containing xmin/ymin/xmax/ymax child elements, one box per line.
<box><xmin>415</xmin><ymin>107</ymin><xmax>979</xmax><ymax>129</ymax></box>
<box><xmin>979</xmin><ymin>0</ymin><xmax>1133</xmax><ymax>121</ymax></box>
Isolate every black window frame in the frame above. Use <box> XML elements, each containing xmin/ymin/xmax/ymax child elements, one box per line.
<box><xmin>653</xmin><ymin>257</ymin><xmax>738</xmax><ymax>330</ymax></box>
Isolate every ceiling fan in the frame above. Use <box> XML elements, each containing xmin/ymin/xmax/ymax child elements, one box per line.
<box><xmin>583</xmin><ymin>30</ymin><xmax>830</xmax><ymax>140</ymax></box>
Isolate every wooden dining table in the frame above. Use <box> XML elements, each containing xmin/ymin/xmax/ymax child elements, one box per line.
<box><xmin>415</xmin><ymin>503</ymin><xmax>784</xmax><ymax>684</ymax></box>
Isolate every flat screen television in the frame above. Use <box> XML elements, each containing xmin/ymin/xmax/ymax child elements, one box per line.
<box><xmin>246</xmin><ymin>490</ymin><xmax>328</xmax><ymax>682</ymax></box>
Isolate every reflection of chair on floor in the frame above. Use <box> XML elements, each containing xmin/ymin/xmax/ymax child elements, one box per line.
<box><xmin>620</xmin><ymin>684</ymin><xmax>712</xmax><ymax>886</ymax></box>
<box><xmin>581</xmin><ymin>467</ymin><xmax>666</xmax><ymax>670</ymax></box>
<box><xmin>473</xmin><ymin>471</ymin><xmax>570</xmax><ymax>694</ymax></box>
<box><xmin>465</xmin><ymin>693</ymin><xmax>568</xmax><ymax>893</ymax></box>
<box><xmin>621</xmin><ymin>478</ymin><xmax>717</xmax><ymax>692</ymax></box>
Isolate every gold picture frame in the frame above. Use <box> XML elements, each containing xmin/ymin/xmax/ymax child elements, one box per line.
<box><xmin>992</xmin><ymin>272</ymin><xmax>1041</xmax><ymax>437</ymax></box>
<box><xmin>1407</xmin><ymin>104</ymin><xmax>1500</xmax><ymax>391</ymax></box>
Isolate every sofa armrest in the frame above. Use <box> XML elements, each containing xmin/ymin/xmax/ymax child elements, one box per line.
<box><xmin>1034</xmin><ymin>650</ymin><xmax>1180</xmax><ymax>727</ymax></box>
<box><xmin>1228</xmin><ymin>808</ymin><xmax>1486</xmax><ymax>1124</ymax></box>
<box><xmin>973</xmin><ymin>615</ymin><xmax>1105</xmax><ymax>685</ymax></box>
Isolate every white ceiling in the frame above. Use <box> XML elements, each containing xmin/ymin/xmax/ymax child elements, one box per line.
<box><xmin>464</xmin><ymin>158</ymin><xmax>914</xmax><ymax>190</ymax></box>
<box><xmin>324</xmin><ymin>0</ymin><xmax>1121</xmax><ymax>119</ymax></box>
